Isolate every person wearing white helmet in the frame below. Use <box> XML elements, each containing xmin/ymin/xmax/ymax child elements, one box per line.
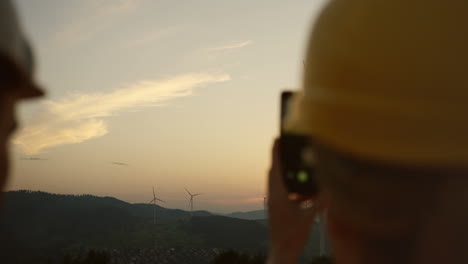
<box><xmin>0</xmin><ymin>1</ymin><xmax>43</xmax><ymax>193</ymax></box>
<box><xmin>268</xmin><ymin>0</ymin><xmax>468</xmax><ymax>263</ymax></box>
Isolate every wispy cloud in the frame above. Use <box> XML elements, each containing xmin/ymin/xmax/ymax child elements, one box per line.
<box><xmin>123</xmin><ymin>25</ymin><xmax>188</xmax><ymax>49</ymax></box>
<box><xmin>112</xmin><ymin>162</ymin><xmax>129</xmax><ymax>166</ymax></box>
<box><xmin>21</xmin><ymin>157</ymin><xmax>48</xmax><ymax>161</ymax></box>
<box><xmin>14</xmin><ymin>73</ymin><xmax>230</xmax><ymax>155</ymax></box>
<box><xmin>50</xmin><ymin>0</ymin><xmax>139</xmax><ymax>45</ymax></box>
<box><xmin>208</xmin><ymin>40</ymin><xmax>253</xmax><ymax>52</ymax></box>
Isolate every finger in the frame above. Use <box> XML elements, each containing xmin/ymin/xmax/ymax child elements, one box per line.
<box><xmin>268</xmin><ymin>138</ymin><xmax>285</xmax><ymax>193</ymax></box>
<box><xmin>294</xmin><ymin>194</ymin><xmax>318</xmax><ymax>204</ymax></box>
<box><xmin>271</xmin><ymin>137</ymin><xmax>281</xmax><ymax>171</ymax></box>
<box><xmin>301</xmin><ymin>207</ymin><xmax>317</xmax><ymax>228</ymax></box>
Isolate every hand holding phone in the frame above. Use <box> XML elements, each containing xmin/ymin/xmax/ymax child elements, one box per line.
<box><xmin>280</xmin><ymin>91</ymin><xmax>319</xmax><ymax>199</ymax></box>
<box><xmin>267</xmin><ymin>139</ymin><xmax>317</xmax><ymax>264</ymax></box>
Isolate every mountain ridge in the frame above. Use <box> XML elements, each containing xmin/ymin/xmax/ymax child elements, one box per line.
<box><xmin>0</xmin><ymin>190</ymin><xmax>323</xmax><ymax>263</ymax></box>
<box><xmin>226</xmin><ymin>209</ymin><xmax>267</xmax><ymax>220</ymax></box>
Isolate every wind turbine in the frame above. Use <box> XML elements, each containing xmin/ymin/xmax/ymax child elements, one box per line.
<box><xmin>149</xmin><ymin>186</ymin><xmax>165</xmax><ymax>224</ymax></box>
<box><xmin>185</xmin><ymin>188</ymin><xmax>202</xmax><ymax>215</ymax></box>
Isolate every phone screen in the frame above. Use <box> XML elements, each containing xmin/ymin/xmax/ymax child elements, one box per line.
<box><xmin>280</xmin><ymin>91</ymin><xmax>319</xmax><ymax>198</ymax></box>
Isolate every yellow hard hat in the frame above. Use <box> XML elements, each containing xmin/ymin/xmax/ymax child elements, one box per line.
<box><xmin>288</xmin><ymin>0</ymin><xmax>468</xmax><ymax>167</ymax></box>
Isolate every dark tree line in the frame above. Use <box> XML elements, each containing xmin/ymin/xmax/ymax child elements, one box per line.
<box><xmin>210</xmin><ymin>250</ymin><xmax>333</xmax><ymax>264</ymax></box>
<box><xmin>59</xmin><ymin>250</ymin><xmax>111</xmax><ymax>264</ymax></box>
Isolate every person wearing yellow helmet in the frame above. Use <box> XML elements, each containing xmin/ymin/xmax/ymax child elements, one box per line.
<box><xmin>268</xmin><ymin>0</ymin><xmax>468</xmax><ymax>263</ymax></box>
<box><xmin>0</xmin><ymin>1</ymin><xmax>44</xmax><ymax>195</ymax></box>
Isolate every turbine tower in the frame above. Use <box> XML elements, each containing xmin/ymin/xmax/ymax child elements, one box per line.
<box><xmin>149</xmin><ymin>186</ymin><xmax>165</xmax><ymax>224</ymax></box>
<box><xmin>316</xmin><ymin>213</ymin><xmax>327</xmax><ymax>256</ymax></box>
<box><xmin>185</xmin><ymin>188</ymin><xmax>202</xmax><ymax>215</ymax></box>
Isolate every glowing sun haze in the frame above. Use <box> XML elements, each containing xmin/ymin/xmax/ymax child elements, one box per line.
<box><xmin>10</xmin><ymin>0</ymin><xmax>326</xmax><ymax>213</ymax></box>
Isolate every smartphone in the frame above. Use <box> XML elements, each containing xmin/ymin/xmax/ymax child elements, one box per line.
<box><xmin>280</xmin><ymin>91</ymin><xmax>319</xmax><ymax>198</ymax></box>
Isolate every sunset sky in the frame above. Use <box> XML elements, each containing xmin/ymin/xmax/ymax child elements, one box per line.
<box><xmin>8</xmin><ymin>0</ymin><xmax>326</xmax><ymax>213</ymax></box>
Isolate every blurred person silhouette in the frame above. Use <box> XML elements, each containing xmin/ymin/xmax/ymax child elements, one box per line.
<box><xmin>268</xmin><ymin>0</ymin><xmax>468</xmax><ymax>263</ymax></box>
<box><xmin>0</xmin><ymin>1</ymin><xmax>44</xmax><ymax>194</ymax></box>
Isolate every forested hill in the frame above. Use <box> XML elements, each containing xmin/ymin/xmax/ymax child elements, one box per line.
<box><xmin>0</xmin><ymin>190</ymin><xmax>271</xmax><ymax>263</ymax></box>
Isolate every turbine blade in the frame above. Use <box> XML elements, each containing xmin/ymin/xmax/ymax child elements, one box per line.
<box><xmin>185</xmin><ymin>188</ymin><xmax>192</xmax><ymax>196</ymax></box>
<box><xmin>149</xmin><ymin>198</ymin><xmax>156</xmax><ymax>204</ymax></box>
<box><xmin>193</xmin><ymin>193</ymin><xmax>202</xmax><ymax>196</ymax></box>
<box><xmin>156</xmin><ymin>198</ymin><xmax>166</xmax><ymax>203</ymax></box>
<box><xmin>153</xmin><ymin>186</ymin><xmax>156</xmax><ymax>198</ymax></box>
